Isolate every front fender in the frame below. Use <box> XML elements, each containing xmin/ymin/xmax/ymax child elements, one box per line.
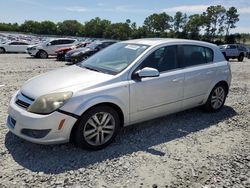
<box><xmin>73</xmin><ymin>95</ymin><xmax>129</xmax><ymax>125</ymax></box>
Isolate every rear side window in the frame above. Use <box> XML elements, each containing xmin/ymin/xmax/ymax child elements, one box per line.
<box><xmin>205</xmin><ymin>47</ymin><xmax>213</xmax><ymax>63</ymax></box>
<box><xmin>179</xmin><ymin>45</ymin><xmax>213</xmax><ymax>67</ymax></box>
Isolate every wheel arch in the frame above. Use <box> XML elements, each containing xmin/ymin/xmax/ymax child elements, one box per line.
<box><xmin>0</xmin><ymin>47</ymin><xmax>6</xmax><ymax>53</ymax></box>
<box><xmin>204</xmin><ymin>80</ymin><xmax>229</xmax><ymax>103</ymax></box>
<box><xmin>69</xmin><ymin>102</ymin><xmax>125</xmax><ymax>142</ymax></box>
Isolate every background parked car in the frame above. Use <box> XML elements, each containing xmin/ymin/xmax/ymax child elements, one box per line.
<box><xmin>27</xmin><ymin>38</ymin><xmax>78</xmax><ymax>58</ymax></box>
<box><xmin>55</xmin><ymin>41</ymin><xmax>91</xmax><ymax>61</ymax></box>
<box><xmin>0</xmin><ymin>41</ymin><xmax>30</xmax><ymax>53</ymax></box>
<box><xmin>219</xmin><ymin>44</ymin><xmax>246</xmax><ymax>62</ymax></box>
<box><xmin>65</xmin><ymin>40</ymin><xmax>117</xmax><ymax>64</ymax></box>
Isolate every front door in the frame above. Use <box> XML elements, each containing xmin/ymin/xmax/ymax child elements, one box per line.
<box><xmin>129</xmin><ymin>45</ymin><xmax>184</xmax><ymax>123</ymax></box>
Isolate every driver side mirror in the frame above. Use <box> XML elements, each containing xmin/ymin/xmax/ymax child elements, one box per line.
<box><xmin>46</xmin><ymin>43</ymin><xmax>51</xmax><ymax>46</ymax></box>
<box><xmin>135</xmin><ymin>67</ymin><xmax>160</xmax><ymax>79</ymax></box>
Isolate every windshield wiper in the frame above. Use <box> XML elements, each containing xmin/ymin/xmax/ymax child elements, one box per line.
<box><xmin>83</xmin><ymin>66</ymin><xmax>101</xmax><ymax>73</ymax></box>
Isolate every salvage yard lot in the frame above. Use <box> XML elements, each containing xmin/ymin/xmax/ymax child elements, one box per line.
<box><xmin>0</xmin><ymin>54</ymin><xmax>249</xmax><ymax>187</ymax></box>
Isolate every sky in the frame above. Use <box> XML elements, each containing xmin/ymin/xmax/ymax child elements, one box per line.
<box><xmin>0</xmin><ymin>0</ymin><xmax>250</xmax><ymax>33</ymax></box>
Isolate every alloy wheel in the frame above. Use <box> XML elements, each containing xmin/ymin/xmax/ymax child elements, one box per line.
<box><xmin>83</xmin><ymin>112</ymin><xmax>115</xmax><ymax>146</ymax></box>
<box><xmin>211</xmin><ymin>86</ymin><xmax>225</xmax><ymax>110</ymax></box>
<box><xmin>40</xmin><ymin>51</ymin><xmax>48</xmax><ymax>58</ymax></box>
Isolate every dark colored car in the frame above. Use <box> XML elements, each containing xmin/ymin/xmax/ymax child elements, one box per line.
<box><xmin>65</xmin><ymin>40</ymin><xmax>117</xmax><ymax>64</ymax></box>
<box><xmin>55</xmin><ymin>42</ymin><xmax>90</xmax><ymax>61</ymax></box>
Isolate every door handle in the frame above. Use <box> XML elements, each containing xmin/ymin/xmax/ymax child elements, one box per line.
<box><xmin>172</xmin><ymin>78</ymin><xmax>183</xmax><ymax>83</ymax></box>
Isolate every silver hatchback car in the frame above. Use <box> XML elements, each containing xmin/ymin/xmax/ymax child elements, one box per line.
<box><xmin>6</xmin><ymin>38</ymin><xmax>231</xmax><ymax>150</ymax></box>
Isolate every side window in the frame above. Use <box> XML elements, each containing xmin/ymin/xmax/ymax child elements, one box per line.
<box><xmin>179</xmin><ymin>45</ymin><xmax>207</xmax><ymax>67</ymax></box>
<box><xmin>229</xmin><ymin>45</ymin><xmax>236</xmax><ymax>49</ymax></box>
<box><xmin>140</xmin><ymin>45</ymin><xmax>177</xmax><ymax>72</ymax></box>
<box><xmin>18</xmin><ymin>42</ymin><xmax>28</xmax><ymax>45</ymax></box>
<box><xmin>50</xmin><ymin>40</ymin><xmax>59</xmax><ymax>45</ymax></box>
<box><xmin>205</xmin><ymin>47</ymin><xmax>214</xmax><ymax>63</ymax></box>
<box><xmin>9</xmin><ymin>42</ymin><xmax>18</xmax><ymax>45</ymax></box>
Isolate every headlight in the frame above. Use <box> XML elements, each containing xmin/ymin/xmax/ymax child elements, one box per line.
<box><xmin>27</xmin><ymin>92</ymin><xmax>73</xmax><ymax>114</ymax></box>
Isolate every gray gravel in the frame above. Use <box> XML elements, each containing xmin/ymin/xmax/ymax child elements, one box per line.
<box><xmin>0</xmin><ymin>54</ymin><xmax>249</xmax><ymax>188</ymax></box>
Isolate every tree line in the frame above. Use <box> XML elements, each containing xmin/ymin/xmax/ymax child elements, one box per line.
<box><xmin>0</xmin><ymin>5</ymin><xmax>243</xmax><ymax>44</ymax></box>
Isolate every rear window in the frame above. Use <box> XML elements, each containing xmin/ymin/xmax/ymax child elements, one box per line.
<box><xmin>179</xmin><ymin>45</ymin><xmax>214</xmax><ymax>67</ymax></box>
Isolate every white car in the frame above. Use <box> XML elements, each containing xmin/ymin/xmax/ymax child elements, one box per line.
<box><xmin>6</xmin><ymin>38</ymin><xmax>231</xmax><ymax>150</ymax></box>
<box><xmin>0</xmin><ymin>41</ymin><xmax>30</xmax><ymax>53</ymax></box>
<box><xmin>26</xmin><ymin>38</ymin><xmax>78</xmax><ymax>58</ymax></box>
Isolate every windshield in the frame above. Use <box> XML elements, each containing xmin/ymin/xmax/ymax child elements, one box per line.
<box><xmin>219</xmin><ymin>45</ymin><xmax>227</xmax><ymax>49</ymax></box>
<box><xmin>78</xmin><ymin>43</ymin><xmax>149</xmax><ymax>75</ymax></box>
<box><xmin>86</xmin><ymin>42</ymin><xmax>101</xmax><ymax>49</ymax></box>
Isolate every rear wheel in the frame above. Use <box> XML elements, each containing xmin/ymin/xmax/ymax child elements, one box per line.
<box><xmin>238</xmin><ymin>54</ymin><xmax>244</xmax><ymax>62</ymax></box>
<box><xmin>204</xmin><ymin>84</ymin><xmax>227</xmax><ymax>112</ymax></box>
<box><xmin>73</xmin><ymin>106</ymin><xmax>121</xmax><ymax>150</ymax></box>
<box><xmin>0</xmin><ymin>47</ymin><xmax>5</xmax><ymax>54</ymax></box>
<box><xmin>37</xmin><ymin>50</ymin><xmax>48</xmax><ymax>59</ymax></box>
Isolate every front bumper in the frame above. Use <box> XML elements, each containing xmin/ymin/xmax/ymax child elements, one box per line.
<box><xmin>6</xmin><ymin>94</ymin><xmax>78</xmax><ymax>144</ymax></box>
<box><xmin>26</xmin><ymin>49</ymin><xmax>38</xmax><ymax>56</ymax></box>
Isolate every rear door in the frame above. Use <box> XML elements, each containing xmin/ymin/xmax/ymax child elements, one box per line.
<box><xmin>6</xmin><ymin>42</ymin><xmax>19</xmax><ymax>52</ymax></box>
<box><xmin>16</xmin><ymin>42</ymin><xmax>29</xmax><ymax>52</ymax></box>
<box><xmin>179</xmin><ymin>45</ymin><xmax>216</xmax><ymax>109</ymax></box>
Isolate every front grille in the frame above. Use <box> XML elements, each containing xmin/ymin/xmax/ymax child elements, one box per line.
<box><xmin>21</xmin><ymin>129</ymin><xmax>51</xmax><ymax>138</ymax></box>
<box><xmin>16</xmin><ymin>100</ymin><xmax>30</xmax><ymax>109</ymax></box>
<box><xmin>15</xmin><ymin>93</ymin><xmax>34</xmax><ymax>110</ymax></box>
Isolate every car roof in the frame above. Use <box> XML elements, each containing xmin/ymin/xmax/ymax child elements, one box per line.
<box><xmin>49</xmin><ymin>38</ymin><xmax>76</xmax><ymax>41</ymax></box>
<box><xmin>121</xmin><ymin>38</ymin><xmax>217</xmax><ymax>48</ymax></box>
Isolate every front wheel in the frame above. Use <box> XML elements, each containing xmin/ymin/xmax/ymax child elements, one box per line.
<box><xmin>0</xmin><ymin>47</ymin><xmax>5</xmax><ymax>54</ymax></box>
<box><xmin>37</xmin><ymin>50</ymin><xmax>48</xmax><ymax>59</ymax></box>
<box><xmin>204</xmin><ymin>84</ymin><xmax>227</xmax><ymax>112</ymax></box>
<box><xmin>73</xmin><ymin>106</ymin><xmax>121</xmax><ymax>150</ymax></box>
<box><xmin>238</xmin><ymin>54</ymin><xmax>244</xmax><ymax>62</ymax></box>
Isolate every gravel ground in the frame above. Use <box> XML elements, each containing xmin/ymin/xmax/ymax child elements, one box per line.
<box><xmin>0</xmin><ymin>54</ymin><xmax>249</xmax><ymax>188</ymax></box>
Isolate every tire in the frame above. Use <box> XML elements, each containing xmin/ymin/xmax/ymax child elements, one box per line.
<box><xmin>57</xmin><ymin>54</ymin><xmax>65</xmax><ymax>61</ymax></box>
<box><xmin>203</xmin><ymin>84</ymin><xmax>227</xmax><ymax>112</ymax></box>
<box><xmin>73</xmin><ymin>106</ymin><xmax>121</xmax><ymax>150</ymax></box>
<box><xmin>0</xmin><ymin>47</ymin><xmax>5</xmax><ymax>54</ymax></box>
<box><xmin>238</xmin><ymin>54</ymin><xmax>244</xmax><ymax>62</ymax></box>
<box><xmin>37</xmin><ymin>50</ymin><xmax>48</xmax><ymax>59</ymax></box>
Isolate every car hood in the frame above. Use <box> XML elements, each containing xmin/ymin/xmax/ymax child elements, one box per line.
<box><xmin>20</xmin><ymin>65</ymin><xmax>114</xmax><ymax>99</ymax></box>
<box><xmin>55</xmin><ymin>46</ymin><xmax>74</xmax><ymax>53</ymax></box>
<box><xmin>66</xmin><ymin>47</ymin><xmax>91</xmax><ymax>56</ymax></box>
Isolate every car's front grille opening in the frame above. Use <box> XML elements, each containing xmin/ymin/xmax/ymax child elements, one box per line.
<box><xmin>16</xmin><ymin>100</ymin><xmax>30</xmax><ymax>109</ymax></box>
<box><xmin>15</xmin><ymin>92</ymin><xmax>34</xmax><ymax>110</ymax></box>
<box><xmin>21</xmin><ymin>129</ymin><xmax>51</xmax><ymax>139</ymax></box>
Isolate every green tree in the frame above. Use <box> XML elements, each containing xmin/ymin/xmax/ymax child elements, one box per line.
<box><xmin>19</xmin><ymin>20</ymin><xmax>41</xmax><ymax>33</ymax></box>
<box><xmin>57</xmin><ymin>20</ymin><xmax>84</xmax><ymax>36</ymax></box>
<box><xmin>144</xmin><ymin>12</ymin><xmax>173</xmax><ymax>33</ymax></box>
<box><xmin>173</xmin><ymin>11</ymin><xmax>187</xmax><ymax>38</ymax></box>
<box><xmin>84</xmin><ymin>17</ymin><xmax>111</xmax><ymax>38</ymax></box>
<box><xmin>104</xmin><ymin>22</ymin><xmax>131</xmax><ymax>40</ymax></box>
<box><xmin>225</xmin><ymin>7</ymin><xmax>239</xmax><ymax>36</ymax></box>
<box><xmin>39</xmin><ymin>21</ymin><xmax>57</xmax><ymax>35</ymax></box>
<box><xmin>204</xmin><ymin>5</ymin><xmax>226</xmax><ymax>41</ymax></box>
<box><xmin>184</xmin><ymin>14</ymin><xmax>204</xmax><ymax>40</ymax></box>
